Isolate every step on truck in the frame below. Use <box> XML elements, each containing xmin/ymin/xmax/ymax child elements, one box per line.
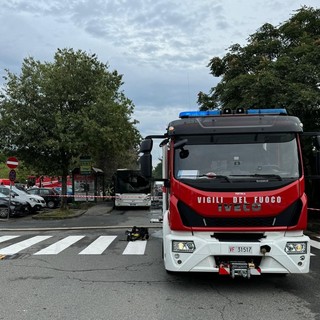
<box><xmin>139</xmin><ymin>108</ymin><xmax>320</xmax><ymax>278</ymax></box>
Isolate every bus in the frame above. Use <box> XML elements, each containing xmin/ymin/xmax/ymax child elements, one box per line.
<box><xmin>112</xmin><ymin>169</ymin><xmax>151</xmax><ymax>209</ymax></box>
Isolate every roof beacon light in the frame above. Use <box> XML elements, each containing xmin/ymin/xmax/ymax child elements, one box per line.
<box><xmin>179</xmin><ymin>110</ymin><xmax>220</xmax><ymax>118</ymax></box>
<box><xmin>247</xmin><ymin>108</ymin><xmax>287</xmax><ymax>115</ymax></box>
<box><xmin>179</xmin><ymin>108</ymin><xmax>287</xmax><ymax>118</ymax></box>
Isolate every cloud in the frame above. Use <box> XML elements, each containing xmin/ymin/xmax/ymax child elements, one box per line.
<box><xmin>133</xmin><ymin>105</ymin><xmax>186</xmax><ymax>165</ymax></box>
<box><xmin>1</xmin><ymin>0</ymin><xmax>319</xmax><ymax>147</ymax></box>
<box><xmin>1</xmin><ymin>0</ymin><xmax>228</xmax><ymax>69</ymax></box>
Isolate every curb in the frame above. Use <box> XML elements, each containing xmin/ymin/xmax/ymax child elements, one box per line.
<box><xmin>0</xmin><ymin>224</ymin><xmax>163</xmax><ymax>232</ymax></box>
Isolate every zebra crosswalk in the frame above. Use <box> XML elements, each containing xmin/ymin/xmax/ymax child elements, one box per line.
<box><xmin>0</xmin><ymin>234</ymin><xmax>319</xmax><ymax>258</ymax></box>
<box><xmin>311</xmin><ymin>238</ymin><xmax>320</xmax><ymax>250</ymax></box>
<box><xmin>0</xmin><ymin>235</ymin><xmax>149</xmax><ymax>256</ymax></box>
<box><xmin>122</xmin><ymin>240</ymin><xmax>147</xmax><ymax>255</ymax></box>
<box><xmin>78</xmin><ymin>236</ymin><xmax>117</xmax><ymax>255</ymax></box>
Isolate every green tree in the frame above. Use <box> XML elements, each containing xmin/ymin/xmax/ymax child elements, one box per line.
<box><xmin>152</xmin><ymin>159</ymin><xmax>163</xmax><ymax>179</ymax></box>
<box><xmin>0</xmin><ymin>48</ymin><xmax>141</xmax><ymax>208</ymax></box>
<box><xmin>198</xmin><ymin>7</ymin><xmax>320</xmax><ymax>206</ymax></box>
<box><xmin>198</xmin><ymin>6</ymin><xmax>320</xmax><ymax>131</ymax></box>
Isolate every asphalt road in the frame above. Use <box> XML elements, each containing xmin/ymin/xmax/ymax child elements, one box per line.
<box><xmin>0</xmin><ymin>203</ymin><xmax>319</xmax><ymax>320</ymax></box>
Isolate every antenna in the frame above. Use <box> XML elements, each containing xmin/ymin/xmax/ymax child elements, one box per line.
<box><xmin>187</xmin><ymin>71</ymin><xmax>191</xmax><ymax>109</ymax></box>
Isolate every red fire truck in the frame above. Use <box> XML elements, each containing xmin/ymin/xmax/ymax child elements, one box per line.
<box><xmin>139</xmin><ymin>108</ymin><xmax>320</xmax><ymax>278</ymax></box>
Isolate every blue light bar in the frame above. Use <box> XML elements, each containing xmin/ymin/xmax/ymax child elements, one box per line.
<box><xmin>179</xmin><ymin>110</ymin><xmax>220</xmax><ymax>118</ymax></box>
<box><xmin>247</xmin><ymin>108</ymin><xmax>287</xmax><ymax>115</ymax></box>
<box><xmin>179</xmin><ymin>108</ymin><xmax>287</xmax><ymax>118</ymax></box>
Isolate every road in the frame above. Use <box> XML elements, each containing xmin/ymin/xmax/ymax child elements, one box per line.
<box><xmin>0</xmin><ymin>203</ymin><xmax>319</xmax><ymax>320</ymax></box>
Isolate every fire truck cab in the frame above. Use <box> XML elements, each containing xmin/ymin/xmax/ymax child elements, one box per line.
<box><xmin>140</xmin><ymin>108</ymin><xmax>320</xmax><ymax>277</ymax></box>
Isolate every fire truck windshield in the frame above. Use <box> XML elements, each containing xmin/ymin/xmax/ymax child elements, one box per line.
<box><xmin>174</xmin><ymin>133</ymin><xmax>300</xmax><ymax>182</ymax></box>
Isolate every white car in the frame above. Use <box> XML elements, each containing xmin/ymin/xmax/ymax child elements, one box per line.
<box><xmin>0</xmin><ymin>186</ymin><xmax>46</xmax><ymax>213</ymax></box>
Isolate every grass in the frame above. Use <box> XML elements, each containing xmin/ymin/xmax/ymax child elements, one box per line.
<box><xmin>33</xmin><ymin>201</ymin><xmax>105</xmax><ymax>219</ymax></box>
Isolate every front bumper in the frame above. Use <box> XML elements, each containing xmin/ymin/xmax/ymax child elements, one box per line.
<box><xmin>163</xmin><ymin>230</ymin><xmax>310</xmax><ymax>275</ymax></box>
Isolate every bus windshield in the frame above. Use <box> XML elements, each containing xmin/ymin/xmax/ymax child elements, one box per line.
<box><xmin>114</xmin><ymin>170</ymin><xmax>151</xmax><ymax>194</ymax></box>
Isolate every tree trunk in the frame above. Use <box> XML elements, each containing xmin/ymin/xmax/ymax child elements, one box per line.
<box><xmin>61</xmin><ymin>163</ymin><xmax>69</xmax><ymax>210</ymax></box>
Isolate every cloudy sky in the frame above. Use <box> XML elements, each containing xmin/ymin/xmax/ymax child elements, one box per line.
<box><xmin>0</xmin><ymin>0</ymin><xmax>319</xmax><ymax>161</ymax></box>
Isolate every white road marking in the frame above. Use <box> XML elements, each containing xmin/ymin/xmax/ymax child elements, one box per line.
<box><xmin>0</xmin><ymin>235</ymin><xmax>20</xmax><ymax>243</ymax></box>
<box><xmin>122</xmin><ymin>241</ymin><xmax>147</xmax><ymax>255</ymax></box>
<box><xmin>310</xmin><ymin>239</ymin><xmax>320</xmax><ymax>250</ymax></box>
<box><xmin>34</xmin><ymin>236</ymin><xmax>85</xmax><ymax>255</ymax></box>
<box><xmin>0</xmin><ymin>236</ymin><xmax>52</xmax><ymax>255</ymax></box>
<box><xmin>78</xmin><ymin>236</ymin><xmax>117</xmax><ymax>254</ymax></box>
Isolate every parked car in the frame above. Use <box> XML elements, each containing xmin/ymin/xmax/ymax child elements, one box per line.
<box><xmin>27</xmin><ymin>188</ymin><xmax>61</xmax><ymax>209</ymax></box>
<box><xmin>54</xmin><ymin>187</ymin><xmax>73</xmax><ymax>203</ymax></box>
<box><xmin>0</xmin><ymin>191</ymin><xmax>29</xmax><ymax>216</ymax></box>
<box><xmin>0</xmin><ymin>193</ymin><xmax>29</xmax><ymax>218</ymax></box>
<box><xmin>0</xmin><ymin>197</ymin><xmax>12</xmax><ymax>218</ymax></box>
<box><xmin>0</xmin><ymin>186</ymin><xmax>46</xmax><ymax>213</ymax></box>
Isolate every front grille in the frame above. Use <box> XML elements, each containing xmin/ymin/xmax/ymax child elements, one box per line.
<box><xmin>212</xmin><ymin>233</ymin><xmax>265</xmax><ymax>242</ymax></box>
<box><xmin>177</xmin><ymin>200</ymin><xmax>302</xmax><ymax>228</ymax></box>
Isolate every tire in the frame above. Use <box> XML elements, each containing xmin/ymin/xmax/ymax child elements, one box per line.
<box><xmin>166</xmin><ymin>269</ymin><xmax>177</xmax><ymax>275</ymax></box>
<box><xmin>0</xmin><ymin>206</ymin><xmax>9</xmax><ymax>218</ymax></box>
<box><xmin>33</xmin><ymin>205</ymin><xmax>42</xmax><ymax>213</ymax></box>
<box><xmin>47</xmin><ymin>200</ymin><xmax>55</xmax><ymax>209</ymax></box>
<box><xmin>30</xmin><ymin>204</ymin><xmax>39</xmax><ymax>214</ymax></box>
<box><xmin>27</xmin><ymin>204</ymin><xmax>33</xmax><ymax>214</ymax></box>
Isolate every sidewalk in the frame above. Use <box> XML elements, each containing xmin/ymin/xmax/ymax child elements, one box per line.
<box><xmin>0</xmin><ymin>201</ymin><xmax>163</xmax><ymax>231</ymax></box>
<box><xmin>81</xmin><ymin>202</ymin><xmax>163</xmax><ymax>226</ymax></box>
<box><xmin>82</xmin><ymin>201</ymin><xmax>114</xmax><ymax>216</ymax></box>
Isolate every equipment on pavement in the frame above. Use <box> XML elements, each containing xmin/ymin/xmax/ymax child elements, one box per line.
<box><xmin>126</xmin><ymin>226</ymin><xmax>149</xmax><ymax>241</ymax></box>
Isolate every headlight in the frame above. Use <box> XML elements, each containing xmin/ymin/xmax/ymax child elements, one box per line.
<box><xmin>172</xmin><ymin>241</ymin><xmax>196</xmax><ymax>253</ymax></box>
<box><xmin>284</xmin><ymin>242</ymin><xmax>308</xmax><ymax>254</ymax></box>
<box><xmin>11</xmin><ymin>201</ymin><xmax>19</xmax><ymax>205</ymax></box>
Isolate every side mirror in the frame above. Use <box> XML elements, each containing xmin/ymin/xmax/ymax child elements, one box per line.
<box><xmin>140</xmin><ymin>154</ymin><xmax>152</xmax><ymax>178</ymax></box>
<box><xmin>180</xmin><ymin>149</ymin><xmax>189</xmax><ymax>159</ymax></box>
<box><xmin>140</xmin><ymin>139</ymin><xmax>153</xmax><ymax>153</ymax></box>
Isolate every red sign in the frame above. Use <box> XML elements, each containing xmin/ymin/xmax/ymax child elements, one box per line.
<box><xmin>6</xmin><ymin>157</ymin><xmax>19</xmax><ymax>169</ymax></box>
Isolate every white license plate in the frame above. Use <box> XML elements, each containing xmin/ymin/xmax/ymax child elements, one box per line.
<box><xmin>228</xmin><ymin>246</ymin><xmax>252</xmax><ymax>254</ymax></box>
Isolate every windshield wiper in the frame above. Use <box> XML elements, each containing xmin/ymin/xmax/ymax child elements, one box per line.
<box><xmin>231</xmin><ymin>174</ymin><xmax>282</xmax><ymax>181</ymax></box>
<box><xmin>197</xmin><ymin>173</ymin><xmax>231</xmax><ymax>182</ymax></box>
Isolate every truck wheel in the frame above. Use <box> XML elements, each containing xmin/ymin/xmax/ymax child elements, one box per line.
<box><xmin>0</xmin><ymin>207</ymin><xmax>9</xmax><ymax>218</ymax></box>
<box><xmin>165</xmin><ymin>269</ymin><xmax>178</xmax><ymax>275</ymax></box>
